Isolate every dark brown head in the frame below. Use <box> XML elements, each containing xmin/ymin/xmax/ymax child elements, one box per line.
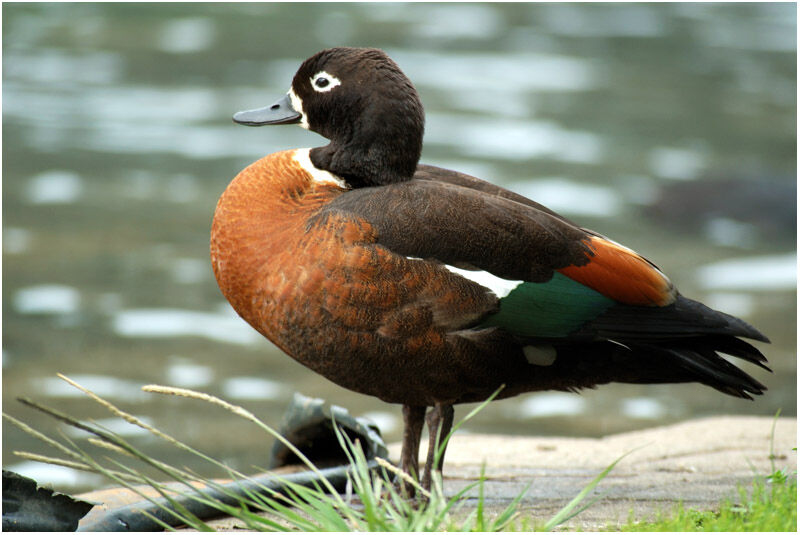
<box><xmin>234</xmin><ymin>47</ymin><xmax>425</xmax><ymax>188</ymax></box>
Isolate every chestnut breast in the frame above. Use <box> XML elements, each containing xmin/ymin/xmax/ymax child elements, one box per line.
<box><xmin>210</xmin><ymin>149</ymin><xmax>498</xmax><ymax>402</ymax></box>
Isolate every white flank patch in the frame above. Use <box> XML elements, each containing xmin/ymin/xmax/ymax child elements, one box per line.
<box><xmin>293</xmin><ymin>148</ymin><xmax>347</xmax><ymax>188</ymax></box>
<box><xmin>288</xmin><ymin>87</ymin><xmax>309</xmax><ymax>129</ymax></box>
<box><xmin>523</xmin><ymin>345</ymin><xmax>557</xmax><ymax>366</ymax></box>
<box><xmin>310</xmin><ymin>70</ymin><xmax>342</xmax><ymax>93</ymax></box>
<box><xmin>443</xmin><ymin>264</ymin><xmax>522</xmax><ymax>298</ymax></box>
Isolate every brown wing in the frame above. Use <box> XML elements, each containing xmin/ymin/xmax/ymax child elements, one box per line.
<box><xmin>415</xmin><ymin>163</ymin><xmax>579</xmax><ymax>225</ymax></box>
<box><xmin>314</xmin><ymin>176</ymin><xmax>594</xmax><ymax>283</ymax></box>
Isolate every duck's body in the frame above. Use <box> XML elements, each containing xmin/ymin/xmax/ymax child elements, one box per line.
<box><xmin>211</xmin><ymin>47</ymin><xmax>768</xmax><ymax>491</ymax></box>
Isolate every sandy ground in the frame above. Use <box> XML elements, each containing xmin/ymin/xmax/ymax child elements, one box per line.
<box><xmin>77</xmin><ymin>416</ymin><xmax>796</xmax><ymax>531</ymax></box>
<box><xmin>400</xmin><ymin>416</ymin><xmax>798</xmax><ymax>530</ymax></box>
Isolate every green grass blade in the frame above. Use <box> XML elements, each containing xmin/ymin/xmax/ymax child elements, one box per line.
<box><xmin>544</xmin><ymin>446</ymin><xmax>642</xmax><ymax>531</ymax></box>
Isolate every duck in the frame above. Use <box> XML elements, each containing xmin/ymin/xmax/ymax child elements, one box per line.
<box><xmin>210</xmin><ymin>47</ymin><xmax>769</xmax><ymax>493</ymax></box>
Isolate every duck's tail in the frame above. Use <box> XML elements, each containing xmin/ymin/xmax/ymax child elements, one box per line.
<box><xmin>624</xmin><ymin>336</ymin><xmax>768</xmax><ymax>399</ymax></box>
<box><xmin>552</xmin><ymin>294</ymin><xmax>770</xmax><ymax>399</ymax></box>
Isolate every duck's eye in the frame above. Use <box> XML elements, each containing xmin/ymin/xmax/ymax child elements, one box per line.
<box><xmin>310</xmin><ymin>71</ymin><xmax>341</xmax><ymax>93</ymax></box>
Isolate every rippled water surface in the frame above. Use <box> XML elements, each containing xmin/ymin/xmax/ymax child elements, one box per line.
<box><xmin>3</xmin><ymin>3</ymin><xmax>796</xmax><ymax>491</ymax></box>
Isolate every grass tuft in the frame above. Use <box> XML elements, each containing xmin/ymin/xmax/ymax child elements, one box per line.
<box><xmin>5</xmin><ymin>376</ymin><xmax>542</xmax><ymax>531</ymax></box>
<box><xmin>615</xmin><ymin>409</ymin><xmax>797</xmax><ymax>532</ymax></box>
<box><xmin>6</xmin><ymin>374</ymin><xmax>790</xmax><ymax>532</ymax></box>
<box><xmin>617</xmin><ymin>475</ymin><xmax>796</xmax><ymax>532</ymax></box>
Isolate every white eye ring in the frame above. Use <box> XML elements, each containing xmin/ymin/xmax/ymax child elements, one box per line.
<box><xmin>310</xmin><ymin>71</ymin><xmax>341</xmax><ymax>93</ymax></box>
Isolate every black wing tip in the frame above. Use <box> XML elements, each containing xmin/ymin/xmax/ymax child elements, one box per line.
<box><xmin>673</xmin><ymin>294</ymin><xmax>772</xmax><ymax>342</ymax></box>
<box><xmin>735</xmin><ymin>376</ymin><xmax>769</xmax><ymax>398</ymax></box>
<box><xmin>714</xmin><ymin>336</ymin><xmax>772</xmax><ymax>372</ymax></box>
<box><xmin>730</xmin><ymin>385</ymin><xmax>767</xmax><ymax>400</ymax></box>
<box><xmin>751</xmin><ymin>331</ymin><xmax>771</xmax><ymax>344</ymax></box>
<box><xmin>735</xmin><ymin>322</ymin><xmax>771</xmax><ymax>344</ymax></box>
<box><xmin>657</xmin><ymin>344</ymin><xmax>770</xmax><ymax>400</ymax></box>
<box><xmin>754</xmin><ymin>362</ymin><xmax>773</xmax><ymax>373</ymax></box>
<box><xmin>710</xmin><ymin>372</ymin><xmax>768</xmax><ymax>400</ymax></box>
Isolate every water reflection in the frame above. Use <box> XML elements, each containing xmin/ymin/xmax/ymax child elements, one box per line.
<box><xmin>620</xmin><ymin>398</ymin><xmax>667</xmax><ymax>420</ymax></box>
<box><xmin>157</xmin><ymin>17</ymin><xmax>217</xmax><ymax>54</ymax></box>
<box><xmin>112</xmin><ymin>307</ymin><xmax>262</xmax><ymax>345</ymax></box>
<box><xmin>220</xmin><ymin>377</ymin><xmax>285</xmax><ymax>401</ymax></box>
<box><xmin>517</xmin><ymin>393</ymin><xmax>587</xmax><ymax>419</ymax></box>
<box><xmin>2</xmin><ymin>2</ymin><xmax>795</xmax><ymax>491</ymax></box>
<box><xmin>426</xmin><ymin>113</ymin><xmax>604</xmax><ymax>163</ymax></box>
<box><xmin>165</xmin><ymin>357</ymin><xmax>214</xmax><ymax>388</ymax></box>
<box><xmin>31</xmin><ymin>375</ymin><xmax>147</xmax><ymax>403</ymax></box>
<box><xmin>648</xmin><ymin>147</ymin><xmax>707</xmax><ymax>181</ymax></box>
<box><xmin>14</xmin><ymin>285</ymin><xmax>81</xmax><ymax>315</ymax></box>
<box><xmin>696</xmin><ymin>254</ymin><xmax>797</xmax><ymax>291</ymax></box>
<box><xmin>3</xmin><ymin>228</ymin><xmax>33</xmax><ymax>255</ymax></box>
<box><xmin>393</xmin><ymin>50</ymin><xmax>601</xmax><ymax>92</ymax></box>
<box><xmin>508</xmin><ymin>179</ymin><xmax>621</xmax><ymax>217</ymax></box>
<box><xmin>65</xmin><ymin>416</ymin><xmax>155</xmax><ymax>438</ymax></box>
<box><xmin>4</xmin><ymin>461</ymin><xmax>104</xmax><ymax>489</ymax></box>
<box><xmin>702</xmin><ymin>293</ymin><xmax>755</xmax><ymax>319</ymax></box>
<box><xmin>25</xmin><ymin>170</ymin><xmax>84</xmax><ymax>205</ymax></box>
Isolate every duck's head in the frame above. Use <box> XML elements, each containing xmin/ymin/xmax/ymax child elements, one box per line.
<box><xmin>234</xmin><ymin>47</ymin><xmax>425</xmax><ymax>188</ymax></box>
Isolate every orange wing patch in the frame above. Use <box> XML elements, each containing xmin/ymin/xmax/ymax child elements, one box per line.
<box><xmin>557</xmin><ymin>237</ymin><xmax>676</xmax><ymax>306</ymax></box>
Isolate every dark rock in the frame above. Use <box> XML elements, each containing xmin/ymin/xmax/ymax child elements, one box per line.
<box><xmin>2</xmin><ymin>470</ymin><xmax>95</xmax><ymax>532</ymax></box>
<box><xmin>269</xmin><ymin>392</ymin><xmax>388</xmax><ymax>469</ymax></box>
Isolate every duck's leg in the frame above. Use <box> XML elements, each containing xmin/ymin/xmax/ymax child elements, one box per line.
<box><xmin>400</xmin><ymin>405</ymin><xmax>426</xmax><ymax>494</ymax></box>
<box><xmin>420</xmin><ymin>402</ymin><xmax>455</xmax><ymax>492</ymax></box>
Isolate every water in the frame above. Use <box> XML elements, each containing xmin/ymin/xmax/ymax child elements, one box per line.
<box><xmin>3</xmin><ymin>3</ymin><xmax>795</xmax><ymax>492</ymax></box>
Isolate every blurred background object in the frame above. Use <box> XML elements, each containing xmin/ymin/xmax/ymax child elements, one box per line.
<box><xmin>3</xmin><ymin>2</ymin><xmax>795</xmax><ymax>492</ymax></box>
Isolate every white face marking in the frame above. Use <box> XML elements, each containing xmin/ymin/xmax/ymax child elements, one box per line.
<box><xmin>292</xmin><ymin>148</ymin><xmax>347</xmax><ymax>189</ymax></box>
<box><xmin>287</xmin><ymin>88</ymin><xmax>309</xmax><ymax>130</ymax></box>
<box><xmin>523</xmin><ymin>345</ymin><xmax>557</xmax><ymax>366</ymax></box>
<box><xmin>310</xmin><ymin>70</ymin><xmax>342</xmax><ymax>93</ymax></box>
<box><xmin>443</xmin><ymin>264</ymin><xmax>523</xmax><ymax>298</ymax></box>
